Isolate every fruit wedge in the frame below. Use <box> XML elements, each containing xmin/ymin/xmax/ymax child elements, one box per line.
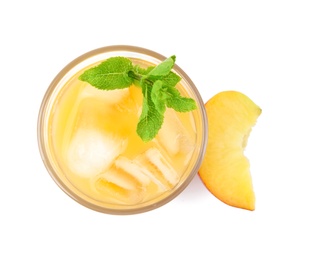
<box><xmin>199</xmin><ymin>91</ymin><xmax>261</xmax><ymax>210</ymax></box>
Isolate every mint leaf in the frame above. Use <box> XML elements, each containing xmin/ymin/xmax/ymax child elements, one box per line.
<box><xmin>147</xmin><ymin>55</ymin><xmax>176</xmax><ymax>78</ymax></box>
<box><xmin>137</xmin><ymin>84</ymin><xmax>164</xmax><ymax>142</ymax></box>
<box><xmin>133</xmin><ymin>65</ymin><xmax>154</xmax><ymax>76</ymax></box>
<box><xmin>166</xmin><ymin>86</ymin><xmax>197</xmax><ymax>112</ymax></box>
<box><xmin>78</xmin><ymin>54</ymin><xmax>197</xmax><ymax>142</ymax></box>
<box><xmin>129</xmin><ymin>66</ymin><xmax>153</xmax><ymax>88</ymax></box>
<box><xmin>79</xmin><ymin>57</ymin><xmax>133</xmax><ymax>90</ymax></box>
<box><xmin>160</xmin><ymin>71</ymin><xmax>181</xmax><ymax>87</ymax></box>
<box><xmin>151</xmin><ymin>80</ymin><xmax>168</xmax><ymax>114</ymax></box>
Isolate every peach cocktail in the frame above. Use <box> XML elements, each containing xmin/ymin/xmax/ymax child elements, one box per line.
<box><xmin>38</xmin><ymin>46</ymin><xmax>207</xmax><ymax>214</ymax></box>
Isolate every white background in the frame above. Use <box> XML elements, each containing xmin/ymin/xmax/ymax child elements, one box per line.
<box><xmin>1</xmin><ymin>0</ymin><xmax>310</xmax><ymax>259</ymax></box>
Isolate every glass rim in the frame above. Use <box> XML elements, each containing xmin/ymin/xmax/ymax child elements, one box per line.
<box><xmin>37</xmin><ymin>45</ymin><xmax>208</xmax><ymax>215</ymax></box>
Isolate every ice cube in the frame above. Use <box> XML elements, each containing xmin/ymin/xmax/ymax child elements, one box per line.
<box><xmin>136</xmin><ymin>148</ymin><xmax>180</xmax><ymax>190</ymax></box>
<box><xmin>66</xmin><ymin>129</ymin><xmax>127</xmax><ymax>177</ymax></box>
<box><xmin>110</xmin><ymin>155</ymin><xmax>167</xmax><ymax>193</ymax></box>
<box><xmin>95</xmin><ymin>167</ymin><xmax>137</xmax><ymax>190</ymax></box>
<box><xmin>156</xmin><ymin>109</ymin><xmax>195</xmax><ymax>156</ymax></box>
<box><xmin>91</xmin><ymin>148</ymin><xmax>180</xmax><ymax>203</ymax></box>
<box><xmin>115</xmin><ymin>156</ymin><xmax>151</xmax><ymax>185</ymax></box>
<box><xmin>93</xmin><ymin>167</ymin><xmax>145</xmax><ymax>204</ymax></box>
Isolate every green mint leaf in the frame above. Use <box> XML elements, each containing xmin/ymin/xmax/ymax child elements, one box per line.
<box><xmin>137</xmin><ymin>84</ymin><xmax>164</xmax><ymax>142</ymax></box>
<box><xmin>133</xmin><ymin>65</ymin><xmax>154</xmax><ymax>75</ymax></box>
<box><xmin>147</xmin><ymin>55</ymin><xmax>176</xmax><ymax>78</ymax></box>
<box><xmin>166</xmin><ymin>86</ymin><xmax>197</xmax><ymax>112</ymax></box>
<box><xmin>79</xmin><ymin>57</ymin><xmax>133</xmax><ymax>90</ymax></box>
<box><xmin>151</xmin><ymin>80</ymin><xmax>168</xmax><ymax>114</ymax></box>
<box><xmin>78</xmin><ymin>54</ymin><xmax>197</xmax><ymax>142</ymax></box>
<box><xmin>160</xmin><ymin>71</ymin><xmax>181</xmax><ymax>87</ymax></box>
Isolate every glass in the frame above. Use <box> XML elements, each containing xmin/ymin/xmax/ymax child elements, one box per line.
<box><xmin>37</xmin><ymin>45</ymin><xmax>208</xmax><ymax>214</ymax></box>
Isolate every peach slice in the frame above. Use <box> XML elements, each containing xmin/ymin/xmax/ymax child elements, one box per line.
<box><xmin>199</xmin><ymin>91</ymin><xmax>261</xmax><ymax>210</ymax></box>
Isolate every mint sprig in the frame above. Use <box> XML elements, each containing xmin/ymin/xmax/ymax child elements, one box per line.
<box><xmin>79</xmin><ymin>57</ymin><xmax>133</xmax><ymax>90</ymax></box>
<box><xmin>79</xmin><ymin>55</ymin><xmax>197</xmax><ymax>142</ymax></box>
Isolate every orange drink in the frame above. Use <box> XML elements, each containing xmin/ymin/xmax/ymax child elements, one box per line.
<box><xmin>38</xmin><ymin>46</ymin><xmax>207</xmax><ymax>214</ymax></box>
